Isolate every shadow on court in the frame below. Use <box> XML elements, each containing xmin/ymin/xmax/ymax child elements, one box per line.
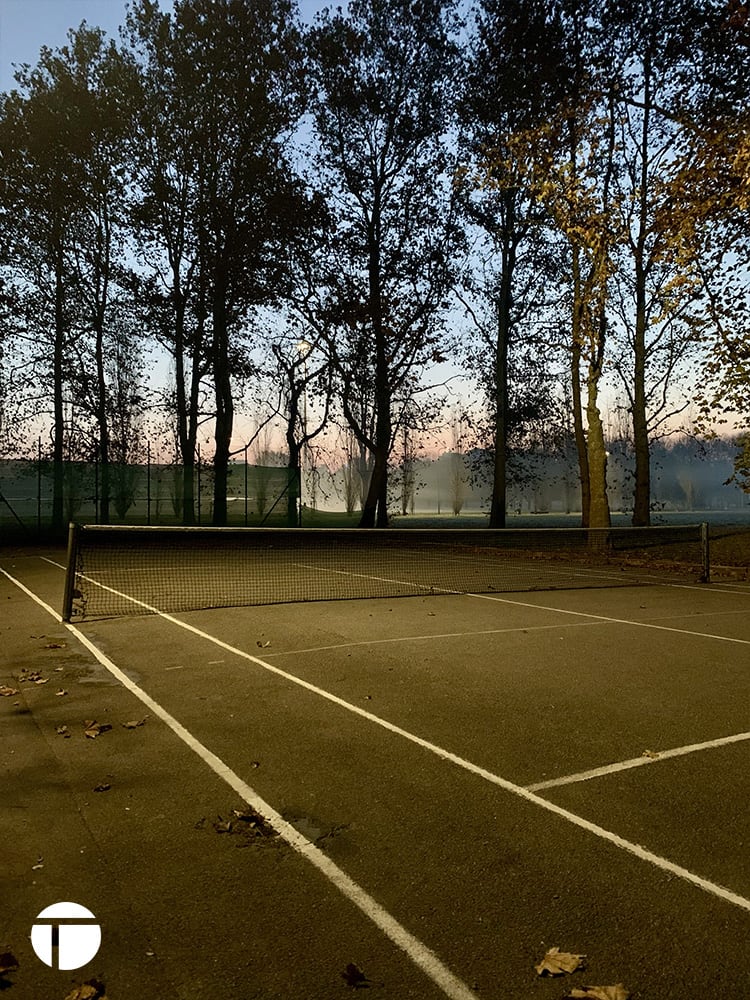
<box><xmin>1</xmin><ymin>549</ymin><xmax>749</xmax><ymax>999</ymax></box>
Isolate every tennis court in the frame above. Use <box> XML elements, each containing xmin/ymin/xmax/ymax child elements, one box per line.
<box><xmin>1</xmin><ymin>528</ymin><xmax>749</xmax><ymax>999</ymax></box>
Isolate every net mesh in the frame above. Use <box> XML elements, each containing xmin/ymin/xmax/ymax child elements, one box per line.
<box><xmin>63</xmin><ymin>523</ymin><xmax>708</xmax><ymax>621</ymax></box>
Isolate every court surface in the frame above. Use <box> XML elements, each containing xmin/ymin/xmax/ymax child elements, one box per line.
<box><xmin>1</xmin><ymin>547</ymin><xmax>749</xmax><ymax>999</ymax></box>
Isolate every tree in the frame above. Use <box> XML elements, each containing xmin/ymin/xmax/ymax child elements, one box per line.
<box><xmin>307</xmin><ymin>0</ymin><xmax>460</xmax><ymax>527</ymax></box>
<box><xmin>458</xmin><ymin>0</ymin><xmax>573</xmax><ymax>527</ymax></box>
<box><xmin>269</xmin><ymin>332</ymin><xmax>331</xmax><ymax>525</ymax></box>
<box><xmin>125</xmin><ymin>0</ymin><xmax>209</xmax><ymax>524</ymax></box>
<box><xmin>507</xmin><ymin>3</ymin><xmax>622</xmax><ymax>529</ymax></box>
<box><xmin>0</xmin><ymin>28</ymin><xmax>108</xmax><ymax>531</ymax></box>
<box><xmin>645</xmin><ymin>1</ymin><xmax>750</xmax><ymax>437</ymax></box>
<box><xmin>126</xmin><ymin>0</ymin><xmax>308</xmax><ymax>526</ymax></box>
<box><xmin>604</xmin><ymin>0</ymin><xmax>709</xmax><ymax>525</ymax></box>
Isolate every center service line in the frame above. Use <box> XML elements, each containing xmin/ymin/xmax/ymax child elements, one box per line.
<box><xmin>40</xmin><ymin>561</ymin><xmax>750</xmax><ymax>917</ymax></box>
<box><xmin>2</xmin><ymin>567</ymin><xmax>477</xmax><ymax>1000</ymax></box>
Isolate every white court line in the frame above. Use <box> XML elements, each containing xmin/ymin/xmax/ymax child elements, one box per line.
<box><xmin>1</xmin><ymin>566</ymin><xmax>477</xmax><ymax>1000</ymax></box>
<box><xmin>463</xmin><ymin>592</ymin><xmax>750</xmax><ymax>645</ymax></box>
<box><xmin>271</xmin><ymin>620</ymin><xmax>607</xmax><ymax>657</ymax></box>
<box><xmin>34</xmin><ymin>560</ymin><xmax>750</xmax><ymax>917</ymax></box>
<box><xmin>527</xmin><ymin>730</ymin><xmax>750</xmax><ymax>791</ymax></box>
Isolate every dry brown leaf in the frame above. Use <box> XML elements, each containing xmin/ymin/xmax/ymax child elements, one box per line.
<box><xmin>536</xmin><ymin>946</ymin><xmax>587</xmax><ymax>976</ymax></box>
<box><xmin>0</xmin><ymin>951</ymin><xmax>19</xmax><ymax>976</ymax></box>
<box><xmin>56</xmin><ymin>725</ymin><xmax>71</xmax><ymax>738</ymax></box>
<box><xmin>93</xmin><ymin>783</ymin><xmax>111</xmax><ymax>793</ymax></box>
<box><xmin>122</xmin><ymin>717</ymin><xmax>148</xmax><ymax>729</ymax></box>
<box><xmin>34</xmin><ymin>678</ymin><xmax>49</xmax><ymax>685</ymax></box>
<box><xmin>20</xmin><ymin>670</ymin><xmax>42</xmax><ymax>682</ymax></box>
<box><xmin>84</xmin><ymin>721</ymin><xmax>112</xmax><ymax>739</ymax></box>
<box><xmin>0</xmin><ymin>685</ymin><xmax>19</xmax><ymax>697</ymax></box>
<box><xmin>565</xmin><ymin>985</ymin><xmax>630</xmax><ymax>1000</ymax></box>
<box><xmin>43</xmin><ymin>642</ymin><xmax>65</xmax><ymax>649</ymax></box>
<box><xmin>256</xmin><ymin>640</ymin><xmax>271</xmax><ymax>648</ymax></box>
<box><xmin>56</xmin><ymin>689</ymin><xmax>68</xmax><ymax>697</ymax></box>
<box><xmin>642</xmin><ymin>749</ymin><xmax>660</xmax><ymax>759</ymax></box>
<box><xmin>64</xmin><ymin>979</ymin><xmax>108</xmax><ymax>1000</ymax></box>
<box><xmin>32</xmin><ymin>857</ymin><xmax>43</xmax><ymax>870</ymax></box>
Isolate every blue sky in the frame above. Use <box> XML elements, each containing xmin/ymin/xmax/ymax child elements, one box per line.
<box><xmin>0</xmin><ymin>0</ymin><xmax>327</xmax><ymax>92</ymax></box>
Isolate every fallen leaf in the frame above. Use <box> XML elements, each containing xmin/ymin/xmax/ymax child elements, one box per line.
<box><xmin>32</xmin><ymin>857</ymin><xmax>44</xmax><ymax>870</ymax></box>
<box><xmin>0</xmin><ymin>685</ymin><xmax>19</xmax><ymax>697</ymax></box>
<box><xmin>213</xmin><ymin>818</ymin><xmax>233</xmax><ymax>833</ymax></box>
<box><xmin>20</xmin><ymin>670</ymin><xmax>42</xmax><ymax>682</ymax></box>
<box><xmin>642</xmin><ymin>749</ymin><xmax>660</xmax><ymax>759</ymax></box>
<box><xmin>64</xmin><ymin>979</ymin><xmax>108</xmax><ymax>1000</ymax></box>
<box><xmin>43</xmin><ymin>642</ymin><xmax>65</xmax><ymax>649</ymax></box>
<box><xmin>0</xmin><ymin>951</ymin><xmax>19</xmax><ymax>977</ymax></box>
<box><xmin>56</xmin><ymin>689</ymin><xmax>68</xmax><ymax>697</ymax></box>
<box><xmin>122</xmin><ymin>717</ymin><xmax>148</xmax><ymax>729</ymax></box>
<box><xmin>56</xmin><ymin>725</ymin><xmax>71</xmax><ymax>738</ymax></box>
<box><xmin>565</xmin><ymin>985</ymin><xmax>630</xmax><ymax>1000</ymax></box>
<box><xmin>536</xmin><ymin>947</ymin><xmax>587</xmax><ymax>976</ymax></box>
<box><xmin>54</xmin><ymin>666</ymin><xmax>65</xmax><ymax>672</ymax></box>
<box><xmin>93</xmin><ymin>783</ymin><xmax>111</xmax><ymax>793</ymax></box>
<box><xmin>341</xmin><ymin>962</ymin><xmax>370</xmax><ymax>988</ymax></box>
<box><xmin>250</xmin><ymin>760</ymin><xmax>261</xmax><ymax>768</ymax></box>
<box><xmin>84</xmin><ymin>722</ymin><xmax>112</xmax><ymax>739</ymax></box>
<box><xmin>34</xmin><ymin>678</ymin><xmax>49</xmax><ymax>685</ymax></box>
<box><xmin>256</xmin><ymin>640</ymin><xmax>271</xmax><ymax>648</ymax></box>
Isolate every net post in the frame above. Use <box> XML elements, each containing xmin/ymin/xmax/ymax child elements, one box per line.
<box><xmin>61</xmin><ymin>522</ymin><xmax>80</xmax><ymax>622</ymax></box>
<box><xmin>700</xmin><ymin>521</ymin><xmax>710</xmax><ymax>584</ymax></box>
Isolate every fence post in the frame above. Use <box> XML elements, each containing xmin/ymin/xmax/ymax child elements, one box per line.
<box><xmin>244</xmin><ymin>445</ymin><xmax>248</xmax><ymax>527</ymax></box>
<box><xmin>197</xmin><ymin>446</ymin><xmax>201</xmax><ymax>524</ymax></box>
<box><xmin>61</xmin><ymin>522</ymin><xmax>80</xmax><ymax>622</ymax></box>
<box><xmin>94</xmin><ymin>449</ymin><xmax>99</xmax><ymax>524</ymax></box>
<box><xmin>37</xmin><ymin>437</ymin><xmax>42</xmax><ymax>535</ymax></box>
<box><xmin>701</xmin><ymin>521</ymin><xmax>711</xmax><ymax>583</ymax></box>
<box><xmin>147</xmin><ymin>441</ymin><xmax>152</xmax><ymax>526</ymax></box>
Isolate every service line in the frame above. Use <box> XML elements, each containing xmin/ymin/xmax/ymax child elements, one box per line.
<box><xmin>526</xmin><ymin>729</ymin><xmax>750</xmax><ymax>791</ymax></box>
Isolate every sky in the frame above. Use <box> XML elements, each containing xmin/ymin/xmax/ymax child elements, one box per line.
<box><xmin>0</xmin><ymin>0</ymin><xmax>327</xmax><ymax>93</ymax></box>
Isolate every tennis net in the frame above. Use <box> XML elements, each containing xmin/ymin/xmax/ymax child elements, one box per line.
<box><xmin>61</xmin><ymin>522</ymin><xmax>709</xmax><ymax>621</ymax></box>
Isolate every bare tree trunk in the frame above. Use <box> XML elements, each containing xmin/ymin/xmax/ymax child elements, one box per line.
<box><xmin>586</xmin><ymin>367</ymin><xmax>611</xmax><ymax>529</ymax></box>
<box><xmin>632</xmin><ymin>277</ymin><xmax>650</xmax><ymax>525</ymax></box>
<box><xmin>52</xmin><ymin>247</ymin><xmax>65</xmax><ymax>535</ymax></box>
<box><xmin>360</xmin><ymin>200</ymin><xmax>390</xmax><ymax>528</ymax></box>
<box><xmin>632</xmin><ymin>51</ymin><xmax>653</xmax><ymax>526</ymax></box>
<box><xmin>93</xmin><ymin>219</ymin><xmax>111</xmax><ymax>524</ymax></box>
<box><xmin>489</xmin><ymin>219</ymin><xmax>515</xmax><ymax>528</ymax></box>
<box><xmin>212</xmin><ymin>275</ymin><xmax>233</xmax><ymax>527</ymax></box>
<box><xmin>570</xmin><ymin>246</ymin><xmax>590</xmax><ymax>527</ymax></box>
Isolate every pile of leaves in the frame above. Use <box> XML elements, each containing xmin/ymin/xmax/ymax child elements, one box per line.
<box><xmin>197</xmin><ymin>807</ymin><xmax>279</xmax><ymax>844</ymax></box>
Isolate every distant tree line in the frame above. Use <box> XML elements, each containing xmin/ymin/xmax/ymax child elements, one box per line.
<box><xmin>0</xmin><ymin>0</ymin><xmax>748</xmax><ymax>533</ymax></box>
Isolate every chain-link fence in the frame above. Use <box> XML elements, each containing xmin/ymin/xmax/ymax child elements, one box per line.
<box><xmin>0</xmin><ymin>455</ymin><xmax>301</xmax><ymax>542</ymax></box>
